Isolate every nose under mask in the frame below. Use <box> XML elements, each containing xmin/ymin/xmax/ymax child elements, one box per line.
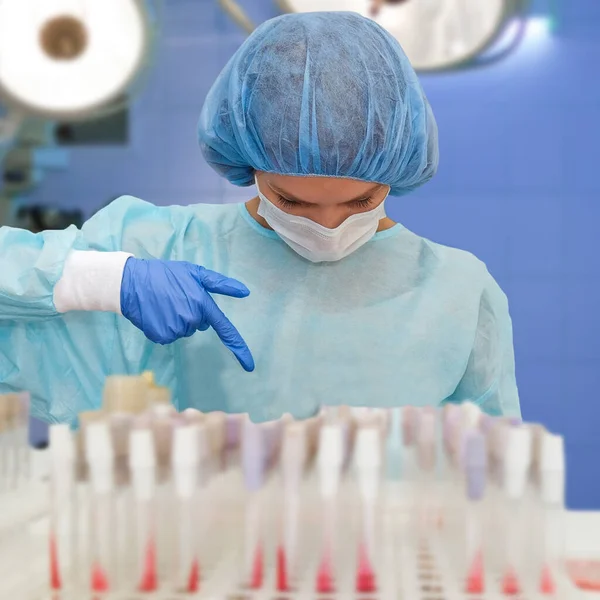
<box><xmin>256</xmin><ymin>180</ymin><xmax>388</xmax><ymax>263</ymax></box>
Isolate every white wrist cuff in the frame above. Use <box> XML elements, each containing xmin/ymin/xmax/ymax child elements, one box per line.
<box><xmin>53</xmin><ymin>250</ymin><xmax>133</xmax><ymax>314</ymax></box>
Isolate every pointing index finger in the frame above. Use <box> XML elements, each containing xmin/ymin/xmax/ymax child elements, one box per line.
<box><xmin>203</xmin><ymin>296</ymin><xmax>255</xmax><ymax>372</ymax></box>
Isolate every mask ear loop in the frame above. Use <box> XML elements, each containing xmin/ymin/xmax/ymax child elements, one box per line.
<box><xmin>254</xmin><ymin>176</ymin><xmax>266</xmax><ymax>198</ymax></box>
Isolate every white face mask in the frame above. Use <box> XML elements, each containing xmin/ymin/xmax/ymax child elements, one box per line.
<box><xmin>256</xmin><ymin>180</ymin><xmax>388</xmax><ymax>263</ymax></box>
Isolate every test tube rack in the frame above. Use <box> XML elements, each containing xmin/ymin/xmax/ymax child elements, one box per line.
<box><xmin>0</xmin><ymin>457</ymin><xmax>584</xmax><ymax>599</ymax></box>
<box><xmin>0</xmin><ymin>391</ymin><xmax>582</xmax><ymax>600</ymax></box>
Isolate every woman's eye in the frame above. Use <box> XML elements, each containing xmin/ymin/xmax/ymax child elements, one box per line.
<box><xmin>352</xmin><ymin>198</ymin><xmax>373</xmax><ymax>209</ymax></box>
<box><xmin>274</xmin><ymin>195</ymin><xmax>373</xmax><ymax>209</ymax></box>
<box><xmin>276</xmin><ymin>196</ymin><xmax>299</xmax><ymax>208</ymax></box>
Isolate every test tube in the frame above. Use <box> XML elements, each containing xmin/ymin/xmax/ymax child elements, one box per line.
<box><xmin>526</xmin><ymin>423</ymin><xmax>547</xmax><ymax>579</ymax></box>
<box><xmin>487</xmin><ymin>421</ymin><xmax>510</xmax><ymax>572</ymax></box>
<box><xmin>401</xmin><ymin>406</ymin><xmax>419</xmax><ymax>520</ymax></box>
<box><xmin>489</xmin><ymin>421</ymin><xmax>510</xmax><ymax>489</ymax></box>
<box><xmin>385</xmin><ymin>408</ymin><xmax>404</xmax><ymax>481</ymax></box>
<box><xmin>151</xmin><ymin>406</ymin><xmax>177</xmax><ymax>482</ymax></box>
<box><xmin>110</xmin><ymin>413</ymin><xmax>134</xmax><ymax>486</ymax></box>
<box><xmin>278</xmin><ymin>422</ymin><xmax>307</xmax><ymax>590</ymax></box>
<box><xmin>8</xmin><ymin>396</ymin><xmax>20</xmax><ymax>473</ymax></box>
<box><xmin>225</xmin><ymin>414</ymin><xmax>243</xmax><ymax>449</ymax></box>
<box><xmin>205</xmin><ymin>412</ymin><xmax>226</xmax><ymax>474</ymax></box>
<box><xmin>501</xmin><ymin>426</ymin><xmax>532</xmax><ymax>595</ymax></box>
<box><xmin>442</xmin><ymin>404</ymin><xmax>461</xmax><ymax>458</ymax></box>
<box><xmin>196</xmin><ymin>422</ymin><xmax>211</xmax><ymax>489</ymax></box>
<box><xmin>8</xmin><ymin>393</ymin><xmax>30</xmax><ymax>487</ymax></box>
<box><xmin>303</xmin><ymin>412</ymin><xmax>323</xmax><ymax>463</ymax></box>
<box><xmin>103</xmin><ymin>375</ymin><xmax>146</xmax><ymax>570</ymax></box>
<box><xmin>326</xmin><ymin>407</ymin><xmax>353</xmax><ymax>470</ymax></box>
<box><xmin>538</xmin><ymin>433</ymin><xmax>565</xmax><ymax>595</ymax></box>
<box><xmin>262</xmin><ymin>419</ymin><xmax>284</xmax><ymax>468</ymax></box>
<box><xmin>0</xmin><ymin>395</ymin><xmax>13</xmax><ymax>490</ymax></box>
<box><xmin>453</xmin><ymin>402</ymin><xmax>481</xmax><ymax>467</ymax></box>
<box><xmin>354</xmin><ymin>426</ymin><xmax>382</xmax><ymax>593</ymax></box>
<box><xmin>109</xmin><ymin>412</ymin><xmax>136</xmax><ymax>588</ymax></box>
<box><xmin>85</xmin><ymin>422</ymin><xmax>116</xmax><ymax>593</ymax></box>
<box><xmin>241</xmin><ymin>419</ymin><xmax>266</xmax><ymax>589</ymax></box>
<box><xmin>172</xmin><ymin>425</ymin><xmax>201</xmax><ymax>592</ymax></box>
<box><xmin>402</xmin><ymin>406</ymin><xmax>418</xmax><ymax>450</ymax></box>
<box><xmin>416</xmin><ymin>411</ymin><xmax>436</xmax><ymax>533</ymax></box>
<box><xmin>0</xmin><ymin>397</ymin><xmax>6</xmax><ymax>489</ymax></box>
<box><xmin>315</xmin><ymin>424</ymin><xmax>344</xmax><ymax>594</ymax></box>
<box><xmin>49</xmin><ymin>424</ymin><xmax>76</xmax><ymax>593</ymax></box>
<box><xmin>433</xmin><ymin>409</ymin><xmax>448</xmax><ymax>528</ymax></box>
<box><xmin>129</xmin><ymin>426</ymin><xmax>158</xmax><ymax>592</ymax></box>
<box><xmin>150</xmin><ymin>409</ymin><xmax>181</xmax><ymax>586</ymax></box>
<box><xmin>443</xmin><ymin>406</ymin><xmax>466</xmax><ymax>538</ymax></box>
<box><xmin>463</xmin><ymin>430</ymin><xmax>487</xmax><ymax>594</ymax></box>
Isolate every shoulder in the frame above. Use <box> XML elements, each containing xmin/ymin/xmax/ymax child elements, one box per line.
<box><xmin>398</xmin><ymin>228</ymin><xmax>508</xmax><ymax>304</ymax></box>
<box><xmin>81</xmin><ymin>196</ymin><xmax>240</xmax><ymax>255</ymax></box>
<box><xmin>86</xmin><ymin>195</ymin><xmax>237</xmax><ymax>226</ymax></box>
<box><xmin>429</xmin><ymin>236</ymin><xmax>508</xmax><ymax>307</ymax></box>
<box><xmin>402</xmin><ymin>228</ymin><xmax>490</xmax><ymax>281</ymax></box>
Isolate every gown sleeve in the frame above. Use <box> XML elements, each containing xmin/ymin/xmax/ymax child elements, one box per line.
<box><xmin>0</xmin><ymin>196</ymin><xmax>181</xmax><ymax>423</ymax></box>
<box><xmin>444</xmin><ymin>272</ymin><xmax>521</xmax><ymax>418</ymax></box>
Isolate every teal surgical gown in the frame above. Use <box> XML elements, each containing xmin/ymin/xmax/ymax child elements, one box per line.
<box><xmin>0</xmin><ymin>196</ymin><xmax>520</xmax><ymax>423</ymax></box>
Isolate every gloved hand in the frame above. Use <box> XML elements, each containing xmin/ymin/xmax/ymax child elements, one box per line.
<box><xmin>120</xmin><ymin>258</ymin><xmax>254</xmax><ymax>371</ymax></box>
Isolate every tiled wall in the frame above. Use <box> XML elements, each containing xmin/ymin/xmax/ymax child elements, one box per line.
<box><xmin>25</xmin><ymin>0</ymin><xmax>600</xmax><ymax>508</ymax></box>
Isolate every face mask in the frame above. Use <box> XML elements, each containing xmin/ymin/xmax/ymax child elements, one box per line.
<box><xmin>256</xmin><ymin>180</ymin><xmax>388</xmax><ymax>263</ymax></box>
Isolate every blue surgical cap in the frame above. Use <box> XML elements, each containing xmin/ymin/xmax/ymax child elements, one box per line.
<box><xmin>198</xmin><ymin>11</ymin><xmax>438</xmax><ymax>196</ymax></box>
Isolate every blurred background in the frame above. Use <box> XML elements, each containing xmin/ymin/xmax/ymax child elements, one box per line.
<box><xmin>0</xmin><ymin>0</ymin><xmax>597</xmax><ymax>509</ymax></box>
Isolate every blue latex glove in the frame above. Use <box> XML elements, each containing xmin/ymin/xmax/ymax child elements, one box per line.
<box><xmin>120</xmin><ymin>258</ymin><xmax>254</xmax><ymax>371</ymax></box>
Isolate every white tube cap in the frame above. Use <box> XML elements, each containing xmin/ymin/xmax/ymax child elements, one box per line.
<box><xmin>355</xmin><ymin>427</ymin><xmax>381</xmax><ymax>470</ymax></box>
<box><xmin>282</xmin><ymin>422</ymin><xmax>307</xmax><ymax>486</ymax></box>
<box><xmin>540</xmin><ymin>433</ymin><xmax>565</xmax><ymax>505</ymax></box>
<box><xmin>129</xmin><ymin>428</ymin><xmax>156</xmax><ymax>469</ymax></box>
<box><xmin>318</xmin><ymin>424</ymin><xmax>343</xmax><ymax>497</ymax></box>
<box><xmin>50</xmin><ymin>424</ymin><xmax>75</xmax><ymax>463</ymax></box>
<box><xmin>503</xmin><ymin>427</ymin><xmax>532</xmax><ymax>499</ymax></box>
<box><xmin>85</xmin><ymin>422</ymin><xmax>114</xmax><ymax>494</ymax></box>
<box><xmin>318</xmin><ymin>425</ymin><xmax>344</xmax><ymax>467</ymax></box>
<box><xmin>50</xmin><ymin>424</ymin><xmax>75</xmax><ymax>492</ymax></box>
<box><xmin>172</xmin><ymin>425</ymin><xmax>200</xmax><ymax>467</ymax></box>
<box><xmin>172</xmin><ymin>425</ymin><xmax>200</xmax><ymax>498</ymax></box>
<box><xmin>355</xmin><ymin>427</ymin><xmax>381</xmax><ymax>502</ymax></box>
<box><xmin>129</xmin><ymin>428</ymin><xmax>156</xmax><ymax>500</ymax></box>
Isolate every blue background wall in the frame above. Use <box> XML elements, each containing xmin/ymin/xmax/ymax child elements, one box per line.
<box><xmin>20</xmin><ymin>0</ymin><xmax>600</xmax><ymax>508</ymax></box>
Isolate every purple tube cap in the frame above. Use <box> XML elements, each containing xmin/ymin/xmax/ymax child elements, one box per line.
<box><xmin>242</xmin><ymin>421</ymin><xmax>266</xmax><ymax>491</ymax></box>
<box><xmin>465</xmin><ymin>430</ymin><xmax>487</xmax><ymax>501</ymax></box>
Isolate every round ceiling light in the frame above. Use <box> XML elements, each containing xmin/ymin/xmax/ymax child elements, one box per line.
<box><xmin>277</xmin><ymin>0</ymin><xmax>515</xmax><ymax>72</ymax></box>
<box><xmin>0</xmin><ymin>0</ymin><xmax>150</xmax><ymax>119</ymax></box>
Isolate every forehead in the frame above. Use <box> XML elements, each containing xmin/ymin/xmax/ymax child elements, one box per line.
<box><xmin>262</xmin><ymin>173</ymin><xmax>381</xmax><ymax>203</ymax></box>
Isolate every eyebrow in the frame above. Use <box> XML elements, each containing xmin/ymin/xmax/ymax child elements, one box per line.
<box><xmin>267</xmin><ymin>182</ymin><xmax>382</xmax><ymax>204</ymax></box>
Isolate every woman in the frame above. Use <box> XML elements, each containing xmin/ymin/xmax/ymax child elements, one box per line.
<box><xmin>0</xmin><ymin>12</ymin><xmax>520</xmax><ymax>423</ymax></box>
